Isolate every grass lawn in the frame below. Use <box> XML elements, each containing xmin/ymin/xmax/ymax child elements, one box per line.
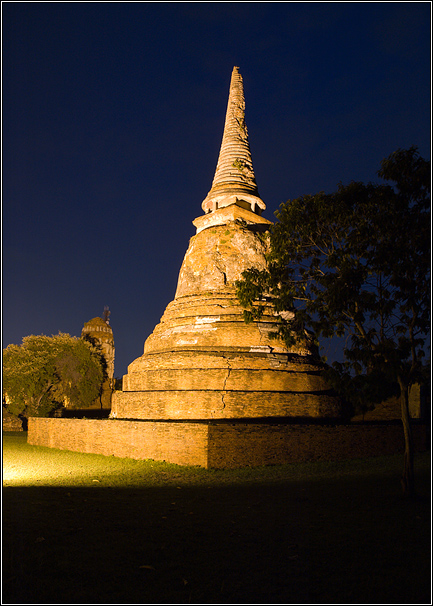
<box><xmin>2</xmin><ymin>431</ymin><xmax>431</xmax><ymax>604</ymax></box>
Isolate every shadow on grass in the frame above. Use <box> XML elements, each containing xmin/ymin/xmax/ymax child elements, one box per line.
<box><xmin>3</xmin><ymin>466</ymin><xmax>431</xmax><ymax>605</ymax></box>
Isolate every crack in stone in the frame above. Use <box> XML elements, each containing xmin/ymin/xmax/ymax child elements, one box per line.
<box><xmin>221</xmin><ymin>356</ymin><xmax>232</xmax><ymax>411</ymax></box>
<box><xmin>214</xmin><ymin>249</ymin><xmax>227</xmax><ymax>285</ymax></box>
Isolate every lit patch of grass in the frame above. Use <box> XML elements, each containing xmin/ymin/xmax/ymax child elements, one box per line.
<box><xmin>2</xmin><ymin>432</ymin><xmax>209</xmax><ymax>487</ymax></box>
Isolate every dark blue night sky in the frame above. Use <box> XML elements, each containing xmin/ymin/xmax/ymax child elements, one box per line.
<box><xmin>3</xmin><ymin>2</ymin><xmax>431</xmax><ymax>377</ymax></box>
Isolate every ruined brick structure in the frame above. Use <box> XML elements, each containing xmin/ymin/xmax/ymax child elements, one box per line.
<box><xmin>80</xmin><ymin>316</ymin><xmax>115</xmax><ymax>409</ymax></box>
<box><xmin>112</xmin><ymin>67</ymin><xmax>341</xmax><ymax>421</ymax></box>
<box><xmin>28</xmin><ymin>68</ymin><xmax>428</xmax><ymax>467</ymax></box>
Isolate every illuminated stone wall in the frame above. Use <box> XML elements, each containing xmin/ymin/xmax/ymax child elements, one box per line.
<box><xmin>28</xmin><ymin>418</ymin><xmax>209</xmax><ymax>467</ymax></box>
<box><xmin>28</xmin><ymin>417</ymin><xmax>428</xmax><ymax>469</ymax></box>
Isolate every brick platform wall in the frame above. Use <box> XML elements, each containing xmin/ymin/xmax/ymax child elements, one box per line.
<box><xmin>27</xmin><ymin>417</ymin><xmax>428</xmax><ymax>469</ymax></box>
<box><xmin>28</xmin><ymin>418</ymin><xmax>209</xmax><ymax>467</ymax></box>
<box><xmin>207</xmin><ymin>422</ymin><xmax>429</xmax><ymax>468</ymax></box>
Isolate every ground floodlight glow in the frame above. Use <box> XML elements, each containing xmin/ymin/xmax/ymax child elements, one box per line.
<box><xmin>3</xmin><ymin>463</ymin><xmax>36</xmax><ymax>486</ymax></box>
<box><xmin>2</xmin><ymin>448</ymin><xmax>105</xmax><ymax>487</ymax></box>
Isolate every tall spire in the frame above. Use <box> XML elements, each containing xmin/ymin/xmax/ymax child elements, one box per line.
<box><xmin>201</xmin><ymin>67</ymin><xmax>265</xmax><ymax>215</ymax></box>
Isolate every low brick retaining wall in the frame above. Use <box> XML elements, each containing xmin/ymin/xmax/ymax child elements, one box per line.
<box><xmin>28</xmin><ymin>418</ymin><xmax>209</xmax><ymax>467</ymax></box>
<box><xmin>28</xmin><ymin>417</ymin><xmax>428</xmax><ymax>469</ymax></box>
<box><xmin>207</xmin><ymin>421</ymin><xmax>428</xmax><ymax>468</ymax></box>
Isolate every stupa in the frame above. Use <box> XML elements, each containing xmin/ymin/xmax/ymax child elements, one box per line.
<box><xmin>112</xmin><ymin>67</ymin><xmax>340</xmax><ymax>421</ymax></box>
<box><xmin>28</xmin><ymin>69</ymin><xmax>426</xmax><ymax>468</ymax></box>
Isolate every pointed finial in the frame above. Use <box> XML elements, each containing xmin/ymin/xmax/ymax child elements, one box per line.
<box><xmin>201</xmin><ymin>67</ymin><xmax>265</xmax><ymax>215</ymax></box>
<box><xmin>103</xmin><ymin>305</ymin><xmax>110</xmax><ymax>324</ymax></box>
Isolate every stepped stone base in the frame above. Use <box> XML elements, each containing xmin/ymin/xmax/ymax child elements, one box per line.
<box><xmin>113</xmin><ymin>349</ymin><xmax>340</xmax><ymax>420</ymax></box>
<box><xmin>28</xmin><ymin>417</ymin><xmax>428</xmax><ymax>469</ymax></box>
<box><xmin>112</xmin><ymin>390</ymin><xmax>339</xmax><ymax>421</ymax></box>
<box><xmin>115</xmin><ymin>219</ymin><xmax>342</xmax><ymax>421</ymax></box>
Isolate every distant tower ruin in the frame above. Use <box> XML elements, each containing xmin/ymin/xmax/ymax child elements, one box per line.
<box><xmin>112</xmin><ymin>67</ymin><xmax>341</xmax><ymax>422</ymax></box>
<box><xmin>81</xmin><ymin>310</ymin><xmax>115</xmax><ymax>409</ymax></box>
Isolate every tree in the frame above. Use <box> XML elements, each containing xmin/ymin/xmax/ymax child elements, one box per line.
<box><xmin>3</xmin><ymin>332</ymin><xmax>104</xmax><ymax>419</ymax></box>
<box><xmin>236</xmin><ymin>147</ymin><xmax>430</xmax><ymax>496</ymax></box>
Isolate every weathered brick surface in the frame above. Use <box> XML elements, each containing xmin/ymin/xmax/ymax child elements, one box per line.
<box><xmin>123</xmin><ymin>367</ymin><xmax>330</xmax><ymax>392</ymax></box>
<box><xmin>125</xmin><ymin>350</ymin><xmax>323</xmax><ymax>372</ymax></box>
<box><xmin>28</xmin><ymin>418</ymin><xmax>208</xmax><ymax>467</ymax></box>
<box><xmin>28</xmin><ymin>417</ymin><xmax>428</xmax><ymax>469</ymax></box>
<box><xmin>207</xmin><ymin>422</ymin><xmax>429</xmax><ymax>468</ymax></box>
<box><xmin>140</xmin><ymin>288</ymin><xmax>303</xmax><ymax>355</ymax></box>
<box><xmin>111</xmin><ymin>389</ymin><xmax>339</xmax><ymax>420</ymax></box>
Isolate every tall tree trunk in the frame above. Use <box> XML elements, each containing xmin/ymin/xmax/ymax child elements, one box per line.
<box><xmin>398</xmin><ymin>378</ymin><xmax>415</xmax><ymax>497</ymax></box>
<box><xmin>33</xmin><ymin>382</ymin><xmax>54</xmax><ymax>415</ymax></box>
